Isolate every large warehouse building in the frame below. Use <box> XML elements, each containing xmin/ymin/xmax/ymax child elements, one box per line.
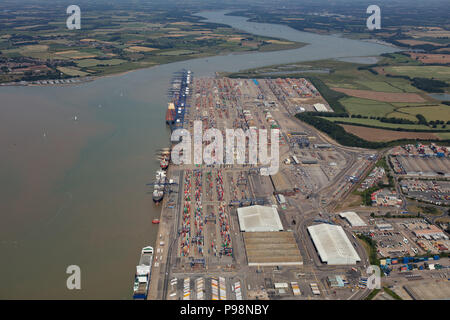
<box><xmin>237</xmin><ymin>205</ymin><xmax>283</xmax><ymax>232</ymax></box>
<box><xmin>243</xmin><ymin>232</ymin><xmax>303</xmax><ymax>266</ymax></box>
<box><xmin>238</xmin><ymin>205</ymin><xmax>303</xmax><ymax>266</ymax></box>
<box><xmin>307</xmin><ymin>224</ymin><xmax>361</xmax><ymax>265</ymax></box>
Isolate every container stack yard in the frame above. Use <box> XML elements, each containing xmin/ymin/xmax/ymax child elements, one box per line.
<box><xmin>146</xmin><ymin>71</ymin><xmax>449</xmax><ymax>301</ymax></box>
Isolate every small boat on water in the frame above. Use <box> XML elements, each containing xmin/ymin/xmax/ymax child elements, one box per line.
<box><xmin>133</xmin><ymin>246</ymin><xmax>153</xmax><ymax>300</ymax></box>
<box><xmin>152</xmin><ymin>219</ymin><xmax>160</xmax><ymax>224</ymax></box>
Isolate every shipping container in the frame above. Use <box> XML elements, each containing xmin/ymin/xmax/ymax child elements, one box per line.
<box><xmin>275</xmin><ymin>283</ymin><xmax>289</xmax><ymax>289</ymax></box>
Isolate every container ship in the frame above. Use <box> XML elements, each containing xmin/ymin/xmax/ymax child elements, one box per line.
<box><xmin>152</xmin><ymin>169</ymin><xmax>166</xmax><ymax>204</ymax></box>
<box><xmin>133</xmin><ymin>246</ymin><xmax>153</xmax><ymax>300</ymax></box>
<box><xmin>165</xmin><ymin>69</ymin><xmax>192</xmax><ymax>131</ymax></box>
<box><xmin>159</xmin><ymin>150</ymin><xmax>170</xmax><ymax>170</ymax></box>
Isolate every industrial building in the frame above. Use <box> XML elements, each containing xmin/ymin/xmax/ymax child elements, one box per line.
<box><xmin>339</xmin><ymin>211</ymin><xmax>367</xmax><ymax>227</ymax></box>
<box><xmin>371</xmin><ymin>190</ymin><xmax>403</xmax><ymax>207</ymax></box>
<box><xmin>237</xmin><ymin>205</ymin><xmax>283</xmax><ymax>232</ymax></box>
<box><xmin>307</xmin><ymin>224</ymin><xmax>361</xmax><ymax>265</ymax></box>
<box><xmin>313</xmin><ymin>103</ymin><xmax>329</xmax><ymax>112</ymax></box>
<box><xmin>376</xmin><ymin>223</ymin><xmax>394</xmax><ymax>231</ymax></box>
<box><xmin>327</xmin><ymin>275</ymin><xmax>347</xmax><ymax>288</ymax></box>
<box><xmin>404</xmin><ymin>281</ymin><xmax>450</xmax><ymax>300</ymax></box>
<box><xmin>243</xmin><ymin>232</ymin><xmax>303</xmax><ymax>266</ymax></box>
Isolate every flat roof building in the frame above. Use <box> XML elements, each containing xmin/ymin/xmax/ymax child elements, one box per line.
<box><xmin>243</xmin><ymin>232</ymin><xmax>303</xmax><ymax>266</ymax></box>
<box><xmin>237</xmin><ymin>205</ymin><xmax>283</xmax><ymax>232</ymax></box>
<box><xmin>339</xmin><ymin>211</ymin><xmax>367</xmax><ymax>227</ymax></box>
<box><xmin>307</xmin><ymin>224</ymin><xmax>361</xmax><ymax>265</ymax></box>
<box><xmin>376</xmin><ymin>223</ymin><xmax>394</xmax><ymax>231</ymax></box>
<box><xmin>313</xmin><ymin>103</ymin><xmax>329</xmax><ymax>112</ymax></box>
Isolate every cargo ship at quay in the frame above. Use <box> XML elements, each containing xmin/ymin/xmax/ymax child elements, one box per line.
<box><xmin>165</xmin><ymin>69</ymin><xmax>192</xmax><ymax>131</ymax></box>
<box><xmin>152</xmin><ymin>69</ymin><xmax>193</xmax><ymax>203</ymax></box>
<box><xmin>159</xmin><ymin>150</ymin><xmax>170</xmax><ymax>170</ymax></box>
<box><xmin>132</xmin><ymin>246</ymin><xmax>154</xmax><ymax>300</ymax></box>
<box><xmin>152</xmin><ymin>169</ymin><xmax>166</xmax><ymax>204</ymax></box>
<box><xmin>133</xmin><ymin>70</ymin><xmax>193</xmax><ymax>298</ymax></box>
<box><xmin>152</xmin><ymin>70</ymin><xmax>192</xmax><ymax>204</ymax></box>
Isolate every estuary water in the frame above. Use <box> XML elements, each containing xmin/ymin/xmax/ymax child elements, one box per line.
<box><xmin>0</xmin><ymin>11</ymin><xmax>397</xmax><ymax>299</ymax></box>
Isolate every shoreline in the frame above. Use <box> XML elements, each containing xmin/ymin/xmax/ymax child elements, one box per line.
<box><xmin>1</xmin><ymin>9</ymin><xmax>396</xmax><ymax>89</ymax></box>
<box><xmin>0</xmin><ymin>40</ymin><xmax>307</xmax><ymax>88</ymax></box>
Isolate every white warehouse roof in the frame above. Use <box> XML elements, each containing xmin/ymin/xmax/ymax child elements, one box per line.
<box><xmin>313</xmin><ymin>103</ymin><xmax>328</xmax><ymax>112</ymax></box>
<box><xmin>307</xmin><ymin>224</ymin><xmax>361</xmax><ymax>265</ymax></box>
<box><xmin>237</xmin><ymin>205</ymin><xmax>283</xmax><ymax>232</ymax></box>
<box><xmin>339</xmin><ymin>211</ymin><xmax>367</xmax><ymax>227</ymax></box>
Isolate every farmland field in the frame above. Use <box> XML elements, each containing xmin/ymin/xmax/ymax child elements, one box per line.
<box><xmin>325</xmin><ymin>117</ymin><xmax>448</xmax><ymax>131</ymax></box>
<box><xmin>396</xmin><ymin>105</ymin><xmax>450</xmax><ymax>122</ymax></box>
<box><xmin>353</xmin><ymin>80</ymin><xmax>404</xmax><ymax>93</ymax></box>
<box><xmin>341</xmin><ymin>125</ymin><xmax>440</xmax><ymax>141</ymax></box>
<box><xmin>56</xmin><ymin>67</ymin><xmax>89</xmax><ymax>77</ymax></box>
<box><xmin>0</xmin><ymin>3</ymin><xmax>306</xmax><ymax>83</ymax></box>
<box><xmin>124</xmin><ymin>46</ymin><xmax>159</xmax><ymax>53</ymax></box>
<box><xmin>76</xmin><ymin>59</ymin><xmax>127</xmax><ymax>68</ymax></box>
<box><xmin>436</xmin><ymin>132</ymin><xmax>450</xmax><ymax>140</ymax></box>
<box><xmin>54</xmin><ymin>50</ymin><xmax>100</xmax><ymax>59</ymax></box>
<box><xmin>227</xmin><ymin>56</ymin><xmax>450</xmax><ymax>141</ymax></box>
<box><xmin>406</xmin><ymin>53</ymin><xmax>450</xmax><ymax>65</ymax></box>
<box><xmin>156</xmin><ymin>50</ymin><xmax>197</xmax><ymax>56</ymax></box>
<box><xmin>386</xmin><ymin>111</ymin><xmax>418</xmax><ymax>122</ymax></box>
<box><xmin>332</xmin><ymin>87</ymin><xmax>426</xmax><ymax>103</ymax></box>
<box><xmin>340</xmin><ymin>97</ymin><xmax>394</xmax><ymax>117</ymax></box>
<box><xmin>383</xmin><ymin>66</ymin><xmax>450</xmax><ymax>82</ymax></box>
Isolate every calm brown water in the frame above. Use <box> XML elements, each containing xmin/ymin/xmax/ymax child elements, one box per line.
<box><xmin>0</xmin><ymin>11</ymin><xmax>397</xmax><ymax>299</ymax></box>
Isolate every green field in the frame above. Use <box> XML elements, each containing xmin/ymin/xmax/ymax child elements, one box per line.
<box><xmin>324</xmin><ymin>117</ymin><xmax>448</xmax><ymax>131</ymax></box>
<box><xmin>226</xmin><ymin>55</ymin><xmax>450</xmax><ymax>132</ymax></box>
<box><xmin>386</xmin><ymin>111</ymin><xmax>418</xmax><ymax>122</ymax></box>
<box><xmin>76</xmin><ymin>59</ymin><xmax>127</xmax><ymax>68</ymax></box>
<box><xmin>353</xmin><ymin>80</ymin><xmax>404</xmax><ymax>93</ymax></box>
<box><xmin>56</xmin><ymin>67</ymin><xmax>89</xmax><ymax>77</ymax></box>
<box><xmin>384</xmin><ymin>66</ymin><xmax>450</xmax><ymax>81</ymax></box>
<box><xmin>436</xmin><ymin>132</ymin><xmax>450</xmax><ymax>139</ymax></box>
<box><xmin>340</xmin><ymin>97</ymin><xmax>395</xmax><ymax>117</ymax></box>
<box><xmin>156</xmin><ymin>50</ymin><xmax>197</xmax><ymax>56</ymax></box>
<box><xmin>396</xmin><ymin>105</ymin><xmax>450</xmax><ymax>121</ymax></box>
<box><xmin>54</xmin><ymin>50</ymin><xmax>101</xmax><ymax>59</ymax></box>
<box><xmin>0</xmin><ymin>3</ymin><xmax>306</xmax><ymax>83</ymax></box>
